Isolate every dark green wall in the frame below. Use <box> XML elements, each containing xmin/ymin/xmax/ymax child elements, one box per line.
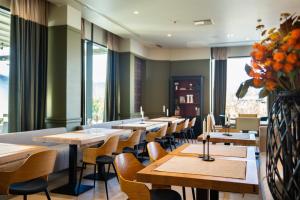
<box><xmin>142</xmin><ymin>60</ymin><xmax>170</xmax><ymax>118</ymax></box>
<box><xmin>119</xmin><ymin>52</ymin><xmax>131</xmax><ymax>119</ymax></box>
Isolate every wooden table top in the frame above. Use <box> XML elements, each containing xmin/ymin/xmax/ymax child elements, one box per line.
<box><xmin>137</xmin><ymin>153</ymin><xmax>259</xmax><ymax>194</ymax></box>
<box><xmin>148</xmin><ymin>117</ymin><xmax>185</xmax><ymax>124</ymax></box>
<box><xmin>33</xmin><ymin>128</ymin><xmax>131</xmax><ymax>146</ymax></box>
<box><xmin>0</xmin><ymin>143</ymin><xmax>48</xmax><ymax>167</ymax></box>
<box><xmin>170</xmin><ymin>143</ymin><xmax>256</xmax><ymax>160</ymax></box>
<box><xmin>112</xmin><ymin>121</ymin><xmax>168</xmax><ymax>131</ymax></box>
<box><xmin>197</xmin><ymin>132</ymin><xmax>257</xmax><ymax>146</ymax></box>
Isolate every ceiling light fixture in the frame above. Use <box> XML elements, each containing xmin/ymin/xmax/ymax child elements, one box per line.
<box><xmin>194</xmin><ymin>19</ymin><xmax>213</xmax><ymax>26</ymax></box>
<box><xmin>167</xmin><ymin>33</ymin><xmax>172</xmax><ymax>37</ymax></box>
<box><xmin>245</xmin><ymin>37</ymin><xmax>250</xmax><ymax>41</ymax></box>
<box><xmin>227</xmin><ymin>33</ymin><xmax>234</xmax><ymax>38</ymax></box>
<box><xmin>133</xmin><ymin>11</ymin><xmax>139</xmax><ymax>15</ymax></box>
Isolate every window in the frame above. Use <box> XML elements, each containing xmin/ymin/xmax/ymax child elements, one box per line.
<box><xmin>83</xmin><ymin>41</ymin><xmax>107</xmax><ymax>124</ymax></box>
<box><xmin>226</xmin><ymin>57</ymin><xmax>268</xmax><ymax>117</ymax></box>
<box><xmin>0</xmin><ymin>7</ymin><xmax>10</xmax><ymax>133</ymax></box>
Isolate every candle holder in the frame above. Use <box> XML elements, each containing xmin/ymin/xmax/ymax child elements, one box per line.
<box><xmin>199</xmin><ymin>135</ymin><xmax>215</xmax><ymax>161</ymax></box>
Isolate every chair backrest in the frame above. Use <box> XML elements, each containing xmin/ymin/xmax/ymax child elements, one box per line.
<box><xmin>147</xmin><ymin>142</ymin><xmax>168</xmax><ymax>162</ymax></box>
<box><xmin>0</xmin><ymin>150</ymin><xmax>57</xmax><ymax>194</ymax></box>
<box><xmin>158</xmin><ymin>125</ymin><xmax>168</xmax><ymax>137</ymax></box>
<box><xmin>183</xmin><ymin>119</ymin><xmax>190</xmax><ymax>129</ymax></box>
<box><xmin>83</xmin><ymin>135</ymin><xmax>120</xmax><ymax>164</ymax></box>
<box><xmin>114</xmin><ymin>153</ymin><xmax>151</xmax><ymax>200</ymax></box>
<box><xmin>100</xmin><ymin>134</ymin><xmax>120</xmax><ymax>155</ymax></box>
<box><xmin>238</xmin><ymin>114</ymin><xmax>257</xmax><ymax>118</ymax></box>
<box><xmin>236</xmin><ymin>117</ymin><xmax>260</xmax><ymax>131</ymax></box>
<box><xmin>116</xmin><ymin>130</ymin><xmax>142</xmax><ymax>153</ymax></box>
<box><xmin>167</xmin><ymin>123</ymin><xmax>177</xmax><ymax>134</ymax></box>
<box><xmin>188</xmin><ymin>117</ymin><xmax>197</xmax><ymax>128</ymax></box>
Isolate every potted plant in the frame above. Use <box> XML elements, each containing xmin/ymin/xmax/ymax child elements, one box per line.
<box><xmin>236</xmin><ymin>13</ymin><xmax>300</xmax><ymax>200</ymax></box>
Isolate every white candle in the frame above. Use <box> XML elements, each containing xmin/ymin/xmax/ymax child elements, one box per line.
<box><xmin>203</xmin><ymin>119</ymin><xmax>207</xmax><ymax>139</ymax></box>
<box><xmin>225</xmin><ymin>114</ymin><xmax>228</xmax><ymax>125</ymax></box>
<box><xmin>141</xmin><ymin>111</ymin><xmax>144</xmax><ymax>119</ymax></box>
<box><xmin>207</xmin><ymin>114</ymin><xmax>211</xmax><ymax>133</ymax></box>
<box><xmin>163</xmin><ymin>105</ymin><xmax>166</xmax><ymax>113</ymax></box>
<box><xmin>166</xmin><ymin>109</ymin><xmax>169</xmax><ymax>117</ymax></box>
<box><xmin>140</xmin><ymin>106</ymin><xmax>143</xmax><ymax>115</ymax></box>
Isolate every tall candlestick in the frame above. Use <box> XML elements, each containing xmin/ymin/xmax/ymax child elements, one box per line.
<box><xmin>203</xmin><ymin>119</ymin><xmax>207</xmax><ymax>139</ymax></box>
<box><xmin>166</xmin><ymin>109</ymin><xmax>169</xmax><ymax>117</ymax></box>
<box><xmin>207</xmin><ymin>114</ymin><xmax>211</xmax><ymax>133</ymax></box>
<box><xmin>163</xmin><ymin>105</ymin><xmax>166</xmax><ymax>113</ymax></box>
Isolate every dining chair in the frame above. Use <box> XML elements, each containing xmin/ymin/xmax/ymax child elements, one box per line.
<box><xmin>115</xmin><ymin>130</ymin><xmax>142</xmax><ymax>156</ymax></box>
<box><xmin>187</xmin><ymin>117</ymin><xmax>196</xmax><ymax>143</ymax></box>
<box><xmin>146</xmin><ymin>125</ymin><xmax>168</xmax><ymax>142</ymax></box>
<box><xmin>0</xmin><ymin>150</ymin><xmax>57</xmax><ymax>200</ymax></box>
<box><xmin>80</xmin><ymin>135</ymin><xmax>120</xmax><ymax>200</ymax></box>
<box><xmin>175</xmin><ymin>119</ymin><xmax>190</xmax><ymax>143</ymax></box>
<box><xmin>163</xmin><ymin>122</ymin><xmax>178</xmax><ymax>150</ymax></box>
<box><xmin>147</xmin><ymin>142</ymin><xmax>195</xmax><ymax>200</ymax></box>
<box><xmin>114</xmin><ymin>153</ymin><xmax>182</xmax><ymax>200</ymax></box>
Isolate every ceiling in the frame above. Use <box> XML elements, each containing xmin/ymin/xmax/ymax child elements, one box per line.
<box><xmin>49</xmin><ymin>0</ymin><xmax>300</xmax><ymax>48</ymax></box>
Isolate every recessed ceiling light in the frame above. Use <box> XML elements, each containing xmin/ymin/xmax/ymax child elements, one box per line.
<box><xmin>227</xmin><ymin>33</ymin><xmax>234</xmax><ymax>38</ymax></box>
<box><xmin>194</xmin><ymin>19</ymin><xmax>213</xmax><ymax>26</ymax></box>
<box><xmin>167</xmin><ymin>33</ymin><xmax>172</xmax><ymax>37</ymax></box>
<box><xmin>133</xmin><ymin>11</ymin><xmax>139</xmax><ymax>15</ymax></box>
<box><xmin>245</xmin><ymin>37</ymin><xmax>250</xmax><ymax>41</ymax></box>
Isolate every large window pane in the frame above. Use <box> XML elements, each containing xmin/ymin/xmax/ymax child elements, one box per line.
<box><xmin>84</xmin><ymin>41</ymin><xmax>107</xmax><ymax>124</ymax></box>
<box><xmin>226</xmin><ymin>57</ymin><xmax>268</xmax><ymax>117</ymax></box>
<box><xmin>0</xmin><ymin>8</ymin><xmax>10</xmax><ymax>133</ymax></box>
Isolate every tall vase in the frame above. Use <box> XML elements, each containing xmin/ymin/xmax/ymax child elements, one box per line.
<box><xmin>267</xmin><ymin>91</ymin><xmax>300</xmax><ymax>200</ymax></box>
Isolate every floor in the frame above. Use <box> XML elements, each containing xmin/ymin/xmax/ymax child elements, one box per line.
<box><xmin>3</xmin><ymin>141</ymin><xmax>260</xmax><ymax>200</ymax></box>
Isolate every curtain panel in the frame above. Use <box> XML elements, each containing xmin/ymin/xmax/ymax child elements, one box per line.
<box><xmin>104</xmin><ymin>50</ymin><xmax>120</xmax><ymax>121</ymax></box>
<box><xmin>9</xmin><ymin>0</ymin><xmax>48</xmax><ymax>132</ymax></box>
<box><xmin>212</xmin><ymin>47</ymin><xmax>227</xmax><ymax>124</ymax></box>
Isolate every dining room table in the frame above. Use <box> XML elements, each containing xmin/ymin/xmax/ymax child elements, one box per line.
<box><xmin>197</xmin><ymin>132</ymin><xmax>257</xmax><ymax>146</ymax></box>
<box><xmin>136</xmin><ymin>143</ymin><xmax>259</xmax><ymax>200</ymax></box>
<box><xmin>148</xmin><ymin>117</ymin><xmax>185</xmax><ymax>125</ymax></box>
<box><xmin>111</xmin><ymin>121</ymin><xmax>168</xmax><ymax>131</ymax></box>
<box><xmin>33</xmin><ymin>128</ymin><xmax>131</xmax><ymax>196</ymax></box>
<box><xmin>0</xmin><ymin>143</ymin><xmax>48</xmax><ymax>171</ymax></box>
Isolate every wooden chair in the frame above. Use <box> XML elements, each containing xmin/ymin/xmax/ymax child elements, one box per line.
<box><xmin>164</xmin><ymin>123</ymin><xmax>178</xmax><ymax>150</ymax></box>
<box><xmin>147</xmin><ymin>142</ymin><xmax>168</xmax><ymax>162</ymax></box>
<box><xmin>114</xmin><ymin>153</ymin><xmax>181</xmax><ymax>200</ymax></box>
<box><xmin>147</xmin><ymin>142</ymin><xmax>195</xmax><ymax>200</ymax></box>
<box><xmin>175</xmin><ymin>119</ymin><xmax>190</xmax><ymax>143</ymax></box>
<box><xmin>146</xmin><ymin>125</ymin><xmax>168</xmax><ymax>142</ymax></box>
<box><xmin>115</xmin><ymin>130</ymin><xmax>142</xmax><ymax>156</ymax></box>
<box><xmin>0</xmin><ymin>150</ymin><xmax>57</xmax><ymax>200</ymax></box>
<box><xmin>187</xmin><ymin>117</ymin><xmax>196</xmax><ymax>143</ymax></box>
<box><xmin>80</xmin><ymin>135</ymin><xmax>120</xmax><ymax>200</ymax></box>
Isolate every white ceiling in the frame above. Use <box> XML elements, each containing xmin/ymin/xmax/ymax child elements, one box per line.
<box><xmin>49</xmin><ymin>0</ymin><xmax>300</xmax><ymax>48</ymax></box>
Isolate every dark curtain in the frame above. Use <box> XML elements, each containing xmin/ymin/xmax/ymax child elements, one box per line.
<box><xmin>103</xmin><ymin>50</ymin><xmax>120</xmax><ymax>121</ymax></box>
<box><xmin>9</xmin><ymin>16</ymin><xmax>47</xmax><ymax>132</ymax></box>
<box><xmin>213</xmin><ymin>60</ymin><xmax>227</xmax><ymax>125</ymax></box>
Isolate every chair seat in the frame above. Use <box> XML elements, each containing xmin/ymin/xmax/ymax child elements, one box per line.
<box><xmin>150</xmin><ymin>189</ymin><xmax>182</xmax><ymax>200</ymax></box>
<box><xmin>122</xmin><ymin>147</ymin><xmax>137</xmax><ymax>154</ymax></box>
<box><xmin>96</xmin><ymin>155</ymin><xmax>114</xmax><ymax>164</ymax></box>
<box><xmin>9</xmin><ymin>178</ymin><xmax>48</xmax><ymax>195</ymax></box>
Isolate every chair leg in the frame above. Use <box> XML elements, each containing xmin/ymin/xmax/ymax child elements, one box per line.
<box><xmin>191</xmin><ymin>187</ymin><xmax>195</xmax><ymax>200</ymax></box>
<box><xmin>104</xmin><ymin>164</ymin><xmax>109</xmax><ymax>200</ymax></box>
<box><xmin>23</xmin><ymin>195</ymin><xmax>27</xmax><ymax>200</ymax></box>
<box><xmin>78</xmin><ymin>162</ymin><xmax>85</xmax><ymax>193</ymax></box>
<box><xmin>112</xmin><ymin>163</ymin><xmax>119</xmax><ymax>182</ymax></box>
<box><xmin>168</xmin><ymin>139</ymin><xmax>173</xmax><ymax>151</ymax></box>
<box><xmin>182</xmin><ymin>186</ymin><xmax>186</xmax><ymax>200</ymax></box>
<box><xmin>45</xmin><ymin>189</ymin><xmax>51</xmax><ymax>200</ymax></box>
<box><xmin>94</xmin><ymin>164</ymin><xmax>97</xmax><ymax>187</ymax></box>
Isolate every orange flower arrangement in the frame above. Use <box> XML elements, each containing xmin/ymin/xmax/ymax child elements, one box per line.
<box><xmin>236</xmin><ymin>13</ymin><xmax>300</xmax><ymax>98</ymax></box>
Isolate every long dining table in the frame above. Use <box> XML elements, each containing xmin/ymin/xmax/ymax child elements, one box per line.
<box><xmin>197</xmin><ymin>132</ymin><xmax>257</xmax><ymax>146</ymax></box>
<box><xmin>148</xmin><ymin>117</ymin><xmax>185</xmax><ymax>124</ymax></box>
<box><xmin>33</xmin><ymin>128</ymin><xmax>131</xmax><ymax>196</ymax></box>
<box><xmin>112</xmin><ymin>121</ymin><xmax>168</xmax><ymax>131</ymax></box>
<box><xmin>136</xmin><ymin>143</ymin><xmax>259</xmax><ymax>200</ymax></box>
<box><xmin>0</xmin><ymin>143</ymin><xmax>48</xmax><ymax>171</ymax></box>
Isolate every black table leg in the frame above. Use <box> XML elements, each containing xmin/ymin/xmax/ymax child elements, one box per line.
<box><xmin>210</xmin><ymin>190</ymin><xmax>219</xmax><ymax>200</ymax></box>
<box><xmin>196</xmin><ymin>188</ymin><xmax>208</xmax><ymax>200</ymax></box>
<box><xmin>51</xmin><ymin>144</ymin><xmax>94</xmax><ymax>196</ymax></box>
<box><xmin>84</xmin><ymin>163</ymin><xmax>116</xmax><ymax>181</ymax></box>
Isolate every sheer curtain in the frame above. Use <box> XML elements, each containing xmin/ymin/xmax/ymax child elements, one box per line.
<box><xmin>212</xmin><ymin>47</ymin><xmax>227</xmax><ymax>124</ymax></box>
<box><xmin>9</xmin><ymin>0</ymin><xmax>48</xmax><ymax>132</ymax></box>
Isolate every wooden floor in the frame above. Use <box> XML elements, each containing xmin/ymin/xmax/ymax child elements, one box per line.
<box><xmin>4</xmin><ymin>141</ymin><xmax>260</xmax><ymax>200</ymax></box>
